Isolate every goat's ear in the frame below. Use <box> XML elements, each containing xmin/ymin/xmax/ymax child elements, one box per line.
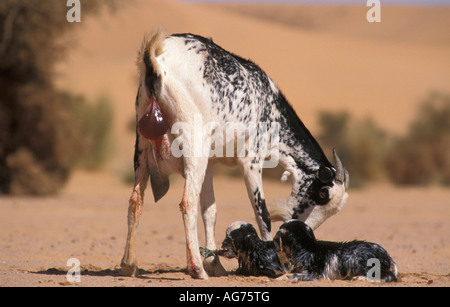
<box><xmin>317</xmin><ymin>166</ymin><xmax>334</xmax><ymax>183</ymax></box>
<box><xmin>303</xmin><ymin>224</ymin><xmax>317</xmax><ymax>243</ymax></box>
<box><xmin>273</xmin><ymin>233</ymin><xmax>281</xmax><ymax>252</ymax></box>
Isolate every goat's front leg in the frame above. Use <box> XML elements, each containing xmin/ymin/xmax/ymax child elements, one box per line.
<box><xmin>199</xmin><ymin>163</ymin><xmax>228</xmax><ymax>277</ymax></box>
<box><xmin>120</xmin><ymin>138</ymin><xmax>149</xmax><ymax>277</ymax></box>
<box><xmin>240</xmin><ymin>157</ymin><xmax>272</xmax><ymax>241</ymax></box>
<box><xmin>200</xmin><ymin>163</ymin><xmax>217</xmax><ymax>251</ymax></box>
<box><xmin>180</xmin><ymin>156</ymin><xmax>209</xmax><ymax>279</ymax></box>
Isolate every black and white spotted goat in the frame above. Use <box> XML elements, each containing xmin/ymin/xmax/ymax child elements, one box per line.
<box><xmin>120</xmin><ymin>27</ymin><xmax>350</xmax><ymax>279</ymax></box>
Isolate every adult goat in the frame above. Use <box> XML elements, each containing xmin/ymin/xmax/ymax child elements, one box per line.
<box><xmin>120</xmin><ymin>28</ymin><xmax>349</xmax><ymax>279</ymax></box>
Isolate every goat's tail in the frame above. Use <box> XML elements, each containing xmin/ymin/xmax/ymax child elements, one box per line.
<box><xmin>269</xmin><ymin>199</ymin><xmax>293</xmax><ymax>222</ymax></box>
<box><xmin>137</xmin><ymin>26</ymin><xmax>166</xmax><ymax>97</ymax></box>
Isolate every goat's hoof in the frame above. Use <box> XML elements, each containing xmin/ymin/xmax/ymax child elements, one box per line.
<box><xmin>203</xmin><ymin>254</ymin><xmax>227</xmax><ymax>277</ymax></box>
<box><xmin>189</xmin><ymin>266</ymin><xmax>209</xmax><ymax>280</ymax></box>
<box><xmin>120</xmin><ymin>263</ymin><xmax>139</xmax><ymax>277</ymax></box>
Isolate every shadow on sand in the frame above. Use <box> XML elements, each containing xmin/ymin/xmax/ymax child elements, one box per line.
<box><xmin>33</xmin><ymin>264</ymin><xmax>188</xmax><ymax>281</ymax></box>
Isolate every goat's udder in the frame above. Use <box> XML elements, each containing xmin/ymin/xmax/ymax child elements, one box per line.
<box><xmin>137</xmin><ymin>96</ymin><xmax>169</xmax><ymax>140</ymax></box>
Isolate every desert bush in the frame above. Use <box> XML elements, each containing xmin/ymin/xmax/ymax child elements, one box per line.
<box><xmin>317</xmin><ymin>111</ymin><xmax>388</xmax><ymax>188</ymax></box>
<box><xmin>317</xmin><ymin>92</ymin><xmax>450</xmax><ymax>187</ymax></box>
<box><xmin>0</xmin><ymin>86</ymin><xmax>113</xmax><ymax>195</ymax></box>
<box><xmin>317</xmin><ymin>111</ymin><xmax>352</xmax><ymax>153</ymax></box>
<box><xmin>0</xmin><ymin>0</ymin><xmax>116</xmax><ymax>195</ymax></box>
<box><xmin>349</xmin><ymin>117</ymin><xmax>388</xmax><ymax>182</ymax></box>
<box><xmin>385</xmin><ymin>92</ymin><xmax>450</xmax><ymax>186</ymax></box>
<box><xmin>62</xmin><ymin>92</ymin><xmax>114</xmax><ymax>170</ymax></box>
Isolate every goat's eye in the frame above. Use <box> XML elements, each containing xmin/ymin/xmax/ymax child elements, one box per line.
<box><xmin>319</xmin><ymin>188</ymin><xmax>328</xmax><ymax>199</ymax></box>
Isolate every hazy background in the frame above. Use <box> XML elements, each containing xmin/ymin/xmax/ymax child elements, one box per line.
<box><xmin>1</xmin><ymin>0</ymin><xmax>449</xmax><ymax>194</ymax></box>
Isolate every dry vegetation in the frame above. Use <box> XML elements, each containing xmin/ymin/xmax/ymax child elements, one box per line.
<box><xmin>0</xmin><ymin>0</ymin><xmax>115</xmax><ymax>195</ymax></box>
<box><xmin>385</xmin><ymin>92</ymin><xmax>450</xmax><ymax>185</ymax></box>
<box><xmin>316</xmin><ymin>92</ymin><xmax>450</xmax><ymax>187</ymax></box>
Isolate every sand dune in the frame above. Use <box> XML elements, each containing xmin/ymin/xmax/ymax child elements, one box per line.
<box><xmin>55</xmin><ymin>0</ymin><xmax>450</xmax><ymax>171</ymax></box>
<box><xmin>218</xmin><ymin>4</ymin><xmax>450</xmax><ymax>46</ymax></box>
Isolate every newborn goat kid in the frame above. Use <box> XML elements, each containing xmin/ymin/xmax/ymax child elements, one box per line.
<box><xmin>273</xmin><ymin>220</ymin><xmax>398</xmax><ymax>282</ymax></box>
<box><xmin>221</xmin><ymin>221</ymin><xmax>287</xmax><ymax>278</ymax></box>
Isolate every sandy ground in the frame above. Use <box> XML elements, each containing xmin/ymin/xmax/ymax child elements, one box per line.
<box><xmin>0</xmin><ymin>170</ymin><xmax>449</xmax><ymax>287</ymax></box>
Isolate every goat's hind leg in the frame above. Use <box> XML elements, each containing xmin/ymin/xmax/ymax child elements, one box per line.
<box><xmin>180</xmin><ymin>156</ymin><xmax>209</xmax><ymax>279</ymax></box>
<box><xmin>120</xmin><ymin>139</ymin><xmax>149</xmax><ymax>277</ymax></box>
<box><xmin>199</xmin><ymin>163</ymin><xmax>228</xmax><ymax>277</ymax></box>
<box><xmin>200</xmin><ymin>163</ymin><xmax>217</xmax><ymax>251</ymax></box>
<box><xmin>120</xmin><ymin>183</ymin><xmax>146</xmax><ymax>276</ymax></box>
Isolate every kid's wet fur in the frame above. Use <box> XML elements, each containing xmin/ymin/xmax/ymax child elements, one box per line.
<box><xmin>274</xmin><ymin>220</ymin><xmax>398</xmax><ymax>282</ymax></box>
<box><xmin>221</xmin><ymin>221</ymin><xmax>288</xmax><ymax>278</ymax></box>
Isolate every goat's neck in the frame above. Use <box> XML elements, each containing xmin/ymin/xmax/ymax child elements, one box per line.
<box><xmin>273</xmin><ymin>94</ymin><xmax>331</xmax><ymax>207</ymax></box>
<box><xmin>277</xmin><ymin>129</ymin><xmax>326</xmax><ymax>208</ymax></box>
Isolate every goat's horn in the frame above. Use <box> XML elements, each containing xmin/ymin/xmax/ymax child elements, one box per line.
<box><xmin>344</xmin><ymin>167</ymin><xmax>350</xmax><ymax>190</ymax></box>
<box><xmin>333</xmin><ymin>148</ymin><xmax>345</xmax><ymax>184</ymax></box>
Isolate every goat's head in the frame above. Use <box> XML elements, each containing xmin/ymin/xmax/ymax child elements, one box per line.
<box><xmin>294</xmin><ymin>149</ymin><xmax>349</xmax><ymax>230</ymax></box>
<box><xmin>220</xmin><ymin>221</ymin><xmax>259</xmax><ymax>259</ymax></box>
<box><xmin>273</xmin><ymin>220</ymin><xmax>317</xmax><ymax>259</ymax></box>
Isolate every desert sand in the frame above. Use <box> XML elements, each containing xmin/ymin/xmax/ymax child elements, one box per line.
<box><xmin>0</xmin><ymin>170</ymin><xmax>449</xmax><ymax>287</ymax></box>
<box><xmin>1</xmin><ymin>0</ymin><xmax>449</xmax><ymax>287</ymax></box>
